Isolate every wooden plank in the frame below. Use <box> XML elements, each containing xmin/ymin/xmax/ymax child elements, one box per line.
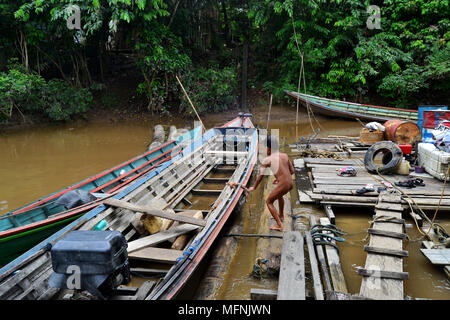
<box><xmin>360</xmin><ymin>192</ymin><xmax>405</xmax><ymax>300</ymax></box>
<box><xmin>319</xmin><ymin>218</ymin><xmax>348</xmax><ymax>293</ymax></box>
<box><xmin>305</xmin><ymin>232</ymin><xmax>324</xmax><ymax>300</ymax></box>
<box><xmin>128</xmin><ymin>247</ymin><xmax>183</xmax><ymax>264</ymax></box>
<box><xmin>203</xmin><ymin>177</ymin><xmax>229</xmax><ymax>183</ymax></box>
<box><xmin>408</xmin><ymin>211</ymin><xmax>423</xmax><ymax>227</ymax></box>
<box><xmin>422</xmin><ymin>241</ymin><xmax>450</xmax><ymax>279</ymax></box>
<box><xmin>114</xmin><ymin>286</ymin><xmax>139</xmax><ymax>295</ymax></box>
<box><xmin>357</xmin><ymin>268</ymin><xmax>409</xmax><ymax>280</ymax></box>
<box><xmin>135</xmin><ymin>280</ymin><xmax>156</xmax><ymax>300</ymax></box>
<box><xmin>324</xmin><ymin>205</ymin><xmax>335</xmax><ymax>224</ymax></box>
<box><xmin>420</xmin><ymin>249</ymin><xmax>450</xmax><ymax>265</ymax></box>
<box><xmin>103</xmin><ymin>198</ymin><xmax>206</xmax><ymax>227</ymax></box>
<box><xmin>111</xmin><ymin>295</ymin><xmax>137</xmax><ymax>300</ymax></box>
<box><xmin>364</xmin><ymin>246</ymin><xmax>408</xmax><ymax>257</ymax></box>
<box><xmin>367</xmin><ymin>228</ymin><xmax>408</xmax><ymax>239</ymax></box>
<box><xmin>277</xmin><ymin>231</ymin><xmax>305</xmax><ymax>300</ymax></box>
<box><xmin>191</xmin><ymin>189</ymin><xmax>222</xmax><ymax>196</ymax></box>
<box><xmin>250</xmin><ymin>288</ymin><xmax>277</xmax><ymax>300</ymax></box>
<box><xmin>303</xmin><ymin>158</ymin><xmax>356</xmax><ymax>165</ymax></box>
<box><xmin>130</xmin><ymin>268</ymin><xmax>168</xmax><ymax>275</ymax></box>
<box><xmin>127</xmin><ymin>224</ymin><xmax>199</xmax><ymax>253</ymax></box>
<box><xmin>309</xmin><ymin>216</ymin><xmax>332</xmax><ymax>292</ymax></box>
<box><xmin>204</xmin><ymin>150</ymin><xmax>248</xmax><ymax>156</ymax></box>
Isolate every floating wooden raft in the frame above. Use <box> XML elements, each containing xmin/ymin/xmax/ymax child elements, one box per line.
<box><xmin>295</xmin><ymin>157</ymin><xmax>450</xmax><ymax>211</ymax></box>
<box><xmin>359</xmin><ymin>191</ymin><xmax>408</xmax><ymax>300</ymax></box>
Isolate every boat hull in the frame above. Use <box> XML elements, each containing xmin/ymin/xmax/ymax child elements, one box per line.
<box><xmin>285</xmin><ymin>90</ymin><xmax>418</xmax><ymax>122</ymax></box>
<box><xmin>0</xmin><ymin>127</ymin><xmax>201</xmax><ymax>265</ymax></box>
<box><xmin>0</xmin><ymin>114</ymin><xmax>258</xmax><ymax>301</ymax></box>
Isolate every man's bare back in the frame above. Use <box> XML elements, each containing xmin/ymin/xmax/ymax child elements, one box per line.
<box><xmin>248</xmin><ymin>148</ymin><xmax>294</xmax><ymax>232</ymax></box>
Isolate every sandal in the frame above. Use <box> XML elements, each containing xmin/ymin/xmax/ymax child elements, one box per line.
<box><xmin>412</xmin><ymin>178</ymin><xmax>425</xmax><ymax>187</ymax></box>
<box><xmin>395</xmin><ymin>180</ymin><xmax>416</xmax><ymax>188</ymax></box>
<box><xmin>356</xmin><ymin>184</ymin><xmax>375</xmax><ymax>194</ymax></box>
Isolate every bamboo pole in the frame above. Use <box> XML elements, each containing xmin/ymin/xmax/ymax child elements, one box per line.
<box><xmin>266</xmin><ymin>94</ymin><xmax>273</xmax><ymax>130</ymax></box>
<box><xmin>175</xmin><ymin>75</ymin><xmax>206</xmax><ymax>132</ymax></box>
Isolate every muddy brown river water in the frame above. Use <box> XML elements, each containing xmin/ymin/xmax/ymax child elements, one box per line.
<box><xmin>0</xmin><ymin>102</ymin><xmax>449</xmax><ymax>299</ymax></box>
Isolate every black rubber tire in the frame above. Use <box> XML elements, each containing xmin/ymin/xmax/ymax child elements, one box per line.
<box><xmin>364</xmin><ymin>141</ymin><xmax>403</xmax><ymax>174</ymax></box>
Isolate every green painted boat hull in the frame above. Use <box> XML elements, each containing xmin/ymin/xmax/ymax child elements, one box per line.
<box><xmin>0</xmin><ymin>214</ymin><xmax>82</xmax><ymax>266</ymax></box>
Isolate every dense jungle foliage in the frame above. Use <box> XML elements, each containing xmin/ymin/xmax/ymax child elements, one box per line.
<box><xmin>0</xmin><ymin>0</ymin><xmax>448</xmax><ymax>123</ymax></box>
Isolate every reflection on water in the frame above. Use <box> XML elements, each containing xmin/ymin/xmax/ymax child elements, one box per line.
<box><xmin>0</xmin><ymin>101</ymin><xmax>448</xmax><ymax>299</ymax></box>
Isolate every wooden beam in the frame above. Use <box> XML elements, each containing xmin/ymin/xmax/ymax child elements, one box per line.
<box><xmin>305</xmin><ymin>232</ymin><xmax>324</xmax><ymax>300</ymax></box>
<box><xmin>367</xmin><ymin>228</ymin><xmax>408</xmax><ymax>239</ymax></box>
<box><xmin>135</xmin><ymin>280</ymin><xmax>156</xmax><ymax>300</ymax></box>
<box><xmin>103</xmin><ymin>198</ymin><xmax>206</xmax><ymax>227</ymax></box>
<box><xmin>128</xmin><ymin>247</ymin><xmax>183</xmax><ymax>264</ymax></box>
<box><xmin>324</xmin><ymin>205</ymin><xmax>335</xmax><ymax>224</ymax></box>
<box><xmin>277</xmin><ymin>231</ymin><xmax>305</xmax><ymax>300</ymax></box>
<box><xmin>250</xmin><ymin>288</ymin><xmax>277</xmax><ymax>300</ymax></box>
<box><xmin>364</xmin><ymin>246</ymin><xmax>408</xmax><ymax>258</ymax></box>
<box><xmin>319</xmin><ymin>218</ymin><xmax>348</xmax><ymax>293</ymax></box>
<box><xmin>420</xmin><ymin>249</ymin><xmax>450</xmax><ymax>265</ymax></box>
<box><xmin>191</xmin><ymin>189</ymin><xmax>222</xmax><ymax>196</ymax></box>
<box><xmin>203</xmin><ymin>177</ymin><xmax>230</xmax><ymax>183</ymax></box>
<box><xmin>127</xmin><ymin>224</ymin><xmax>199</xmax><ymax>253</ymax></box>
<box><xmin>357</xmin><ymin>268</ymin><xmax>409</xmax><ymax>280</ymax></box>
<box><xmin>309</xmin><ymin>216</ymin><xmax>333</xmax><ymax>292</ymax></box>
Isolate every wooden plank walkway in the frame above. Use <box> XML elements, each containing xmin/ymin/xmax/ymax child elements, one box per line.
<box><xmin>359</xmin><ymin>191</ymin><xmax>407</xmax><ymax>300</ymax></box>
<box><xmin>294</xmin><ymin>157</ymin><xmax>450</xmax><ymax>211</ymax></box>
<box><xmin>277</xmin><ymin>231</ymin><xmax>305</xmax><ymax>300</ymax></box>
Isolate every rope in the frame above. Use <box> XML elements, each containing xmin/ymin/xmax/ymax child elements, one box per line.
<box><xmin>351</xmin><ymin>158</ymin><xmax>449</xmax><ymax>245</ymax></box>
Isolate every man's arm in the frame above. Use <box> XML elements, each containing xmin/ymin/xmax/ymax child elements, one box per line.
<box><xmin>248</xmin><ymin>157</ymin><xmax>270</xmax><ymax>192</ymax></box>
<box><xmin>288</xmin><ymin>159</ymin><xmax>294</xmax><ymax>175</ymax></box>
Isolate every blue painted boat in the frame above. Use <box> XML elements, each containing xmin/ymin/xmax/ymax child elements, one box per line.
<box><xmin>0</xmin><ymin>127</ymin><xmax>201</xmax><ymax>265</ymax></box>
<box><xmin>0</xmin><ymin>114</ymin><xmax>258</xmax><ymax>300</ymax></box>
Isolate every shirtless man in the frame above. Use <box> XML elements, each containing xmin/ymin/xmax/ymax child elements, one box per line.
<box><xmin>247</xmin><ymin>135</ymin><xmax>294</xmax><ymax>231</ymax></box>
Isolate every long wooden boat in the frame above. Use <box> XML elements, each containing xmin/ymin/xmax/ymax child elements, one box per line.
<box><xmin>0</xmin><ymin>114</ymin><xmax>258</xmax><ymax>300</ymax></box>
<box><xmin>285</xmin><ymin>90</ymin><xmax>418</xmax><ymax>122</ymax></box>
<box><xmin>0</xmin><ymin>127</ymin><xmax>201</xmax><ymax>265</ymax></box>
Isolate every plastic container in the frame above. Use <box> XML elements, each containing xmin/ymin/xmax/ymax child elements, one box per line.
<box><xmin>398</xmin><ymin>144</ymin><xmax>413</xmax><ymax>155</ymax></box>
<box><xmin>394</xmin><ymin>158</ymin><xmax>411</xmax><ymax>175</ymax></box>
<box><xmin>50</xmin><ymin>230</ymin><xmax>128</xmax><ymax>275</ymax></box>
<box><xmin>417</xmin><ymin>143</ymin><xmax>450</xmax><ymax>180</ymax></box>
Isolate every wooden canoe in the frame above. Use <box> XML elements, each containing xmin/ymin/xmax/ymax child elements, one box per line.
<box><xmin>285</xmin><ymin>90</ymin><xmax>418</xmax><ymax>122</ymax></box>
<box><xmin>0</xmin><ymin>114</ymin><xmax>258</xmax><ymax>300</ymax></box>
<box><xmin>0</xmin><ymin>127</ymin><xmax>201</xmax><ymax>265</ymax></box>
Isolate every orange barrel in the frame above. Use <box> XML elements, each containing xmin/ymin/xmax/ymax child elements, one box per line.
<box><xmin>383</xmin><ymin>120</ymin><xmax>421</xmax><ymax>144</ymax></box>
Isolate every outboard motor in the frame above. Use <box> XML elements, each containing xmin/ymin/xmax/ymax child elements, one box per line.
<box><xmin>49</xmin><ymin>230</ymin><xmax>131</xmax><ymax>300</ymax></box>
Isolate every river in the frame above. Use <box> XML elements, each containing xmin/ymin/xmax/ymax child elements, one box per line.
<box><xmin>0</xmin><ymin>102</ymin><xmax>449</xmax><ymax>299</ymax></box>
